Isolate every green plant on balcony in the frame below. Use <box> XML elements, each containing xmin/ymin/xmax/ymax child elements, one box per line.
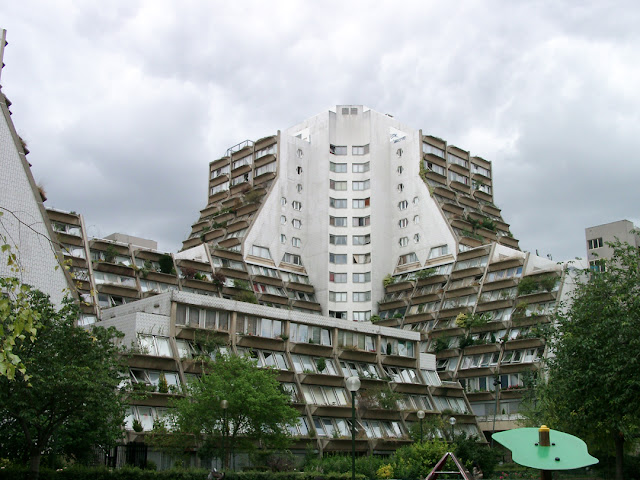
<box><xmin>539</xmin><ymin>275</ymin><xmax>559</xmax><ymax>292</ymax></box>
<box><xmin>158</xmin><ymin>254</ymin><xmax>175</xmax><ymax>274</ymax></box>
<box><xmin>433</xmin><ymin>336</ymin><xmax>451</xmax><ymax>353</ymax></box>
<box><xmin>415</xmin><ymin>267</ymin><xmax>436</xmax><ymax>279</ymax></box>
<box><xmin>481</xmin><ymin>217</ymin><xmax>497</xmax><ymax>231</ymax></box>
<box><xmin>234</xmin><ymin>290</ymin><xmax>258</xmax><ymax>304</ymax></box>
<box><xmin>104</xmin><ymin>244</ymin><xmax>118</xmax><ymax>263</ymax></box>
<box><xmin>383</xmin><ymin>274</ymin><xmax>395</xmax><ymax>287</ymax></box>
<box><xmin>458</xmin><ymin>335</ymin><xmax>475</xmax><ymax>349</ymax></box>
<box><xmin>243</xmin><ymin>189</ymin><xmax>263</xmax><ymax>204</ymax></box>
<box><xmin>212</xmin><ymin>220</ymin><xmax>228</xmax><ymax>229</ymax></box>
<box><xmin>132</xmin><ymin>419</ymin><xmax>143</xmax><ymax>432</ymax></box>
<box><xmin>370</xmin><ymin>314</ymin><xmax>382</xmax><ymax>323</ymax></box>
<box><xmin>211</xmin><ymin>272</ymin><xmax>226</xmax><ymax>290</ymax></box>
<box><xmin>194</xmin><ymin>272</ymin><xmax>207</xmax><ymax>281</ymax></box>
<box><xmin>158</xmin><ymin>373</ymin><xmax>169</xmax><ymax>393</ymax></box>
<box><xmin>517</xmin><ymin>276</ymin><xmax>539</xmax><ymax>295</ymax></box>
<box><xmin>316</xmin><ymin>357</ymin><xmax>326</xmax><ymax>373</ymax></box>
<box><xmin>512</xmin><ymin>301</ymin><xmax>529</xmax><ymax>319</ymax></box>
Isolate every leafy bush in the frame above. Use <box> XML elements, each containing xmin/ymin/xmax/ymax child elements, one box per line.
<box><xmin>392</xmin><ymin>439</ymin><xmax>452</xmax><ymax>480</ymax></box>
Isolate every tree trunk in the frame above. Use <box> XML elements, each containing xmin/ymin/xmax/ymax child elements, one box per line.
<box><xmin>614</xmin><ymin>431</ymin><xmax>624</xmax><ymax>480</ymax></box>
<box><xmin>28</xmin><ymin>451</ymin><xmax>42</xmax><ymax>480</ymax></box>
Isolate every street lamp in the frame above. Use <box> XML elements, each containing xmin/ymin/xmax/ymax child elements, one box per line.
<box><xmin>491</xmin><ymin>377</ymin><xmax>502</xmax><ymax>447</ymax></box>
<box><xmin>220</xmin><ymin>399</ymin><xmax>228</xmax><ymax>470</ymax></box>
<box><xmin>417</xmin><ymin>410</ymin><xmax>425</xmax><ymax>443</ymax></box>
<box><xmin>449</xmin><ymin>416</ymin><xmax>456</xmax><ymax>441</ymax></box>
<box><xmin>346</xmin><ymin>376</ymin><xmax>361</xmax><ymax>480</ymax></box>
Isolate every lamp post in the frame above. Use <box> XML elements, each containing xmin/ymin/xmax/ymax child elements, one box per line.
<box><xmin>346</xmin><ymin>376</ymin><xmax>361</xmax><ymax>480</ymax></box>
<box><xmin>449</xmin><ymin>416</ymin><xmax>456</xmax><ymax>441</ymax></box>
<box><xmin>220</xmin><ymin>399</ymin><xmax>228</xmax><ymax>470</ymax></box>
<box><xmin>491</xmin><ymin>377</ymin><xmax>502</xmax><ymax>447</ymax></box>
<box><xmin>417</xmin><ymin>410</ymin><xmax>425</xmax><ymax>443</ymax></box>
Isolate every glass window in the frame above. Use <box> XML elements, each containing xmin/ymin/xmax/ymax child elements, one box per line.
<box><xmin>330</xmin><ymin>198</ymin><xmax>348</xmax><ymax>208</ymax></box>
<box><xmin>353</xmin><ymin>162</ymin><xmax>370</xmax><ymax>173</ymax></box>
<box><xmin>330</xmin><ymin>162</ymin><xmax>347</xmax><ymax>173</ymax></box>
<box><xmin>330</xmin><ymin>272</ymin><xmax>348</xmax><ymax>283</ymax></box>
<box><xmin>353</xmin><ymin>198</ymin><xmax>370</xmax><ymax>208</ymax></box>
<box><xmin>352</xmin><ymin>145</ymin><xmax>369</xmax><ymax>155</ymax></box>
<box><xmin>330</xmin><ymin>216</ymin><xmax>347</xmax><ymax>227</ymax></box>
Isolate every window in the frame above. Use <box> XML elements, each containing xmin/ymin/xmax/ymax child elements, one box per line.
<box><xmin>398</xmin><ymin>200</ymin><xmax>408</xmax><ymax>210</ymax></box>
<box><xmin>137</xmin><ymin>335</ymin><xmax>172</xmax><ymax>357</ymax></box>
<box><xmin>588</xmin><ymin>238</ymin><xmax>603</xmax><ymax>249</ymax></box>
<box><xmin>353</xmin><ymin>311</ymin><xmax>371</xmax><ymax>322</ymax></box>
<box><xmin>472</xmin><ymin>163</ymin><xmax>491</xmax><ymax>178</ymax></box>
<box><xmin>282</xmin><ymin>253</ymin><xmax>303</xmax><ymax>265</ymax></box>
<box><xmin>176</xmin><ymin>305</ymin><xmax>230</xmax><ymax>330</ymax></box>
<box><xmin>330</xmin><ymin>180</ymin><xmax>347</xmax><ymax>190</ymax></box>
<box><xmin>353</xmin><ymin>291</ymin><xmax>371</xmax><ymax>302</ymax></box>
<box><xmin>231</xmin><ymin>172</ymin><xmax>252</xmax><ymax>185</ymax></box>
<box><xmin>329</xmin><ymin>291</ymin><xmax>347</xmax><ymax>302</ymax></box>
<box><xmin>330</xmin><ymin>253</ymin><xmax>348</xmax><ymax>264</ymax></box>
<box><xmin>330</xmin><ymin>272</ymin><xmax>348</xmax><ymax>283</ymax></box>
<box><xmin>251</xmin><ymin>245</ymin><xmax>271</xmax><ymax>259</ymax></box>
<box><xmin>423</xmin><ymin>143</ymin><xmax>445</xmax><ymax>158</ymax></box>
<box><xmin>330</xmin><ymin>162</ymin><xmax>347</xmax><ymax>173</ymax></box>
<box><xmin>590</xmin><ymin>259</ymin><xmax>606</xmax><ymax>272</ymax></box>
<box><xmin>414</xmin><ymin>233</ymin><xmax>420</xmax><ymax>243</ymax></box>
<box><xmin>353</xmin><ymin>253</ymin><xmax>371</xmax><ymax>264</ymax></box>
<box><xmin>399</xmin><ymin>237</ymin><xmax>408</xmax><ymax>247</ymax></box>
<box><xmin>292</xmin><ymin>219</ymin><xmax>302</xmax><ymax>229</ymax></box>
<box><xmin>280</xmin><ymin>215</ymin><xmax>286</xmax><ymax>225</ymax></box>
<box><xmin>237</xmin><ymin>316</ymin><xmax>282</xmax><ymax>339</ymax></box>
<box><xmin>453</xmin><ymin>255</ymin><xmax>488</xmax><ymax>271</ymax></box>
<box><xmin>397</xmin><ymin>166</ymin><xmax>403</xmax><ymax>174</ymax></box>
<box><xmin>397</xmin><ymin>183</ymin><xmax>404</xmax><ymax>192</ymax></box>
<box><xmin>338</xmin><ymin>331</ymin><xmax>376</xmax><ymax>351</ymax></box>
<box><xmin>413</xmin><ymin>215</ymin><xmax>420</xmax><ymax>224</ymax></box>
<box><xmin>296</xmin><ymin>148</ymin><xmax>304</xmax><ymax>158</ymax></box>
<box><xmin>353</xmin><ymin>216</ymin><xmax>370</xmax><ymax>227</ymax></box>
<box><xmin>352</xmin><ymin>180</ymin><xmax>370</xmax><ymax>190</ymax></box>
<box><xmin>353</xmin><ymin>198</ymin><xmax>370</xmax><ymax>208</ymax></box>
<box><xmin>281</xmin><ymin>197</ymin><xmax>287</xmax><ymax>206</ymax></box>
<box><xmin>296</xmin><ymin>166</ymin><xmax>303</xmax><ymax>174</ymax></box>
<box><xmin>292</xmin><ymin>201</ymin><xmax>302</xmax><ymax>211</ymax></box>
<box><xmin>448</xmin><ymin>171</ymin><xmax>469</xmax><ymax>185</ymax></box>
<box><xmin>448</xmin><ymin>153</ymin><xmax>469</xmax><ymax>168</ymax></box>
<box><xmin>330</xmin><ymin>144</ymin><xmax>347</xmax><ymax>155</ymax></box>
<box><xmin>210</xmin><ymin>165</ymin><xmax>230</xmax><ymax>179</ymax></box>
<box><xmin>248</xmin><ymin>264</ymin><xmax>281</xmax><ymax>278</ymax></box>
<box><xmin>330</xmin><ymin>216</ymin><xmax>347</xmax><ymax>227</ymax></box>
<box><xmin>296</xmin><ymin>184</ymin><xmax>303</xmax><ymax>192</ymax></box>
<box><xmin>290</xmin><ymin>324</ymin><xmax>332</xmax><ymax>346</ymax></box>
<box><xmin>352</xmin><ymin>144</ymin><xmax>369</xmax><ymax>155</ymax></box>
<box><xmin>280</xmin><ymin>234</ymin><xmax>286</xmax><ymax>244</ymax></box>
<box><xmin>428</xmin><ymin>244</ymin><xmax>449</xmax><ymax>259</ymax></box>
<box><xmin>425</xmin><ymin>161</ymin><xmax>446</xmax><ymax>176</ymax></box>
<box><xmin>398</xmin><ymin>252</ymin><xmax>418</xmax><ymax>265</ymax></box>
<box><xmin>353</xmin><ymin>272</ymin><xmax>371</xmax><ymax>283</ymax></box>
<box><xmin>232</xmin><ymin>155</ymin><xmax>252</xmax><ymax>169</ymax></box>
<box><xmin>413</xmin><ymin>196</ymin><xmax>419</xmax><ymax>204</ymax></box>
<box><xmin>396</xmin><ymin>148</ymin><xmax>403</xmax><ymax>157</ymax></box>
<box><xmin>330</xmin><ymin>198</ymin><xmax>348</xmax><ymax>208</ymax></box>
<box><xmin>292</xmin><ymin>237</ymin><xmax>301</xmax><ymax>247</ymax></box>
<box><xmin>255</xmin><ymin>144</ymin><xmax>276</xmax><ymax>159</ymax></box>
<box><xmin>210</xmin><ymin>183</ymin><xmax>229</xmax><ymax>195</ymax></box>
<box><xmin>485</xmin><ymin>266</ymin><xmax>523</xmax><ymax>282</ymax></box>
<box><xmin>352</xmin><ymin>234</ymin><xmax>370</xmax><ymax>245</ymax></box>
<box><xmin>330</xmin><ymin>234</ymin><xmax>348</xmax><ymax>245</ymax></box>
<box><xmin>255</xmin><ymin>162</ymin><xmax>276</xmax><ymax>176</ymax></box>
<box><xmin>352</xmin><ymin>162</ymin><xmax>370</xmax><ymax>173</ymax></box>
<box><xmin>398</xmin><ymin>218</ymin><xmax>408</xmax><ymax>228</ymax></box>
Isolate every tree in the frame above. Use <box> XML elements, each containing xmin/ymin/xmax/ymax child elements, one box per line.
<box><xmin>0</xmin><ymin>286</ymin><xmax>126</xmax><ymax>479</ymax></box>
<box><xmin>152</xmin><ymin>353</ymin><xmax>299</xmax><ymax>466</ymax></box>
<box><xmin>522</xmin><ymin>236</ymin><xmax>640</xmax><ymax>480</ymax></box>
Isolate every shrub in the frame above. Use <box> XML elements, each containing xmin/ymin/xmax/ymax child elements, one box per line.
<box><xmin>392</xmin><ymin>439</ymin><xmax>452</xmax><ymax>480</ymax></box>
<box><xmin>158</xmin><ymin>254</ymin><xmax>174</xmax><ymax>274</ymax></box>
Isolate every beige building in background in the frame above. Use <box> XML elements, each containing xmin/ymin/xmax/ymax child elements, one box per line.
<box><xmin>585</xmin><ymin>220</ymin><xmax>640</xmax><ymax>271</ymax></box>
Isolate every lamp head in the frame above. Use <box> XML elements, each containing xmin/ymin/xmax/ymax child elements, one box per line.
<box><xmin>346</xmin><ymin>376</ymin><xmax>361</xmax><ymax>392</ymax></box>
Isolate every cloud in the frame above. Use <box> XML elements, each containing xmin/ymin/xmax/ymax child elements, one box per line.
<box><xmin>1</xmin><ymin>0</ymin><xmax>639</xmax><ymax>260</ymax></box>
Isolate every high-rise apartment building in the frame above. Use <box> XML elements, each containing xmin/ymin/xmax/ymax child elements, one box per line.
<box><xmin>585</xmin><ymin>220</ymin><xmax>639</xmax><ymax>271</ymax></box>
<box><xmin>1</xmin><ymin>40</ymin><xmax>580</xmax><ymax>467</ymax></box>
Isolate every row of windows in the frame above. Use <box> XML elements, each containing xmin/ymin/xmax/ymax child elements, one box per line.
<box><xmin>329</xmin><ymin>272</ymin><xmax>371</xmax><ymax>283</ymax></box>
<box><xmin>280</xmin><ymin>216</ymin><xmax>302</xmax><ymax>228</ymax></box>
<box><xmin>330</xmin><ymin>253</ymin><xmax>371</xmax><ymax>264</ymax></box>
<box><xmin>330</xmin><ymin>162</ymin><xmax>370</xmax><ymax>173</ymax></box>
<box><xmin>330</xmin><ymin>234</ymin><xmax>371</xmax><ymax>245</ymax></box>
<box><xmin>330</xmin><ymin>144</ymin><xmax>369</xmax><ymax>155</ymax></box>
<box><xmin>329</xmin><ymin>197</ymin><xmax>371</xmax><ymax>208</ymax></box>
<box><xmin>330</xmin><ymin>180</ymin><xmax>370</xmax><ymax>191</ymax></box>
<box><xmin>330</xmin><ymin>216</ymin><xmax>371</xmax><ymax>227</ymax></box>
<box><xmin>329</xmin><ymin>291</ymin><xmax>372</xmax><ymax>302</ymax></box>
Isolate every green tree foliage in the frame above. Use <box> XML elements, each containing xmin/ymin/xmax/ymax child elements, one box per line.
<box><xmin>151</xmin><ymin>354</ymin><xmax>299</xmax><ymax>463</ymax></box>
<box><xmin>522</xmin><ymin>236</ymin><xmax>640</xmax><ymax>480</ymax></box>
<box><xmin>0</xmin><ymin>288</ymin><xmax>126</xmax><ymax>479</ymax></box>
<box><xmin>392</xmin><ymin>439</ymin><xmax>452</xmax><ymax>479</ymax></box>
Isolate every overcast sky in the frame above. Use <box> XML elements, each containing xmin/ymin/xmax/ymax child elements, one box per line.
<box><xmin>2</xmin><ymin>1</ymin><xmax>639</xmax><ymax>262</ymax></box>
